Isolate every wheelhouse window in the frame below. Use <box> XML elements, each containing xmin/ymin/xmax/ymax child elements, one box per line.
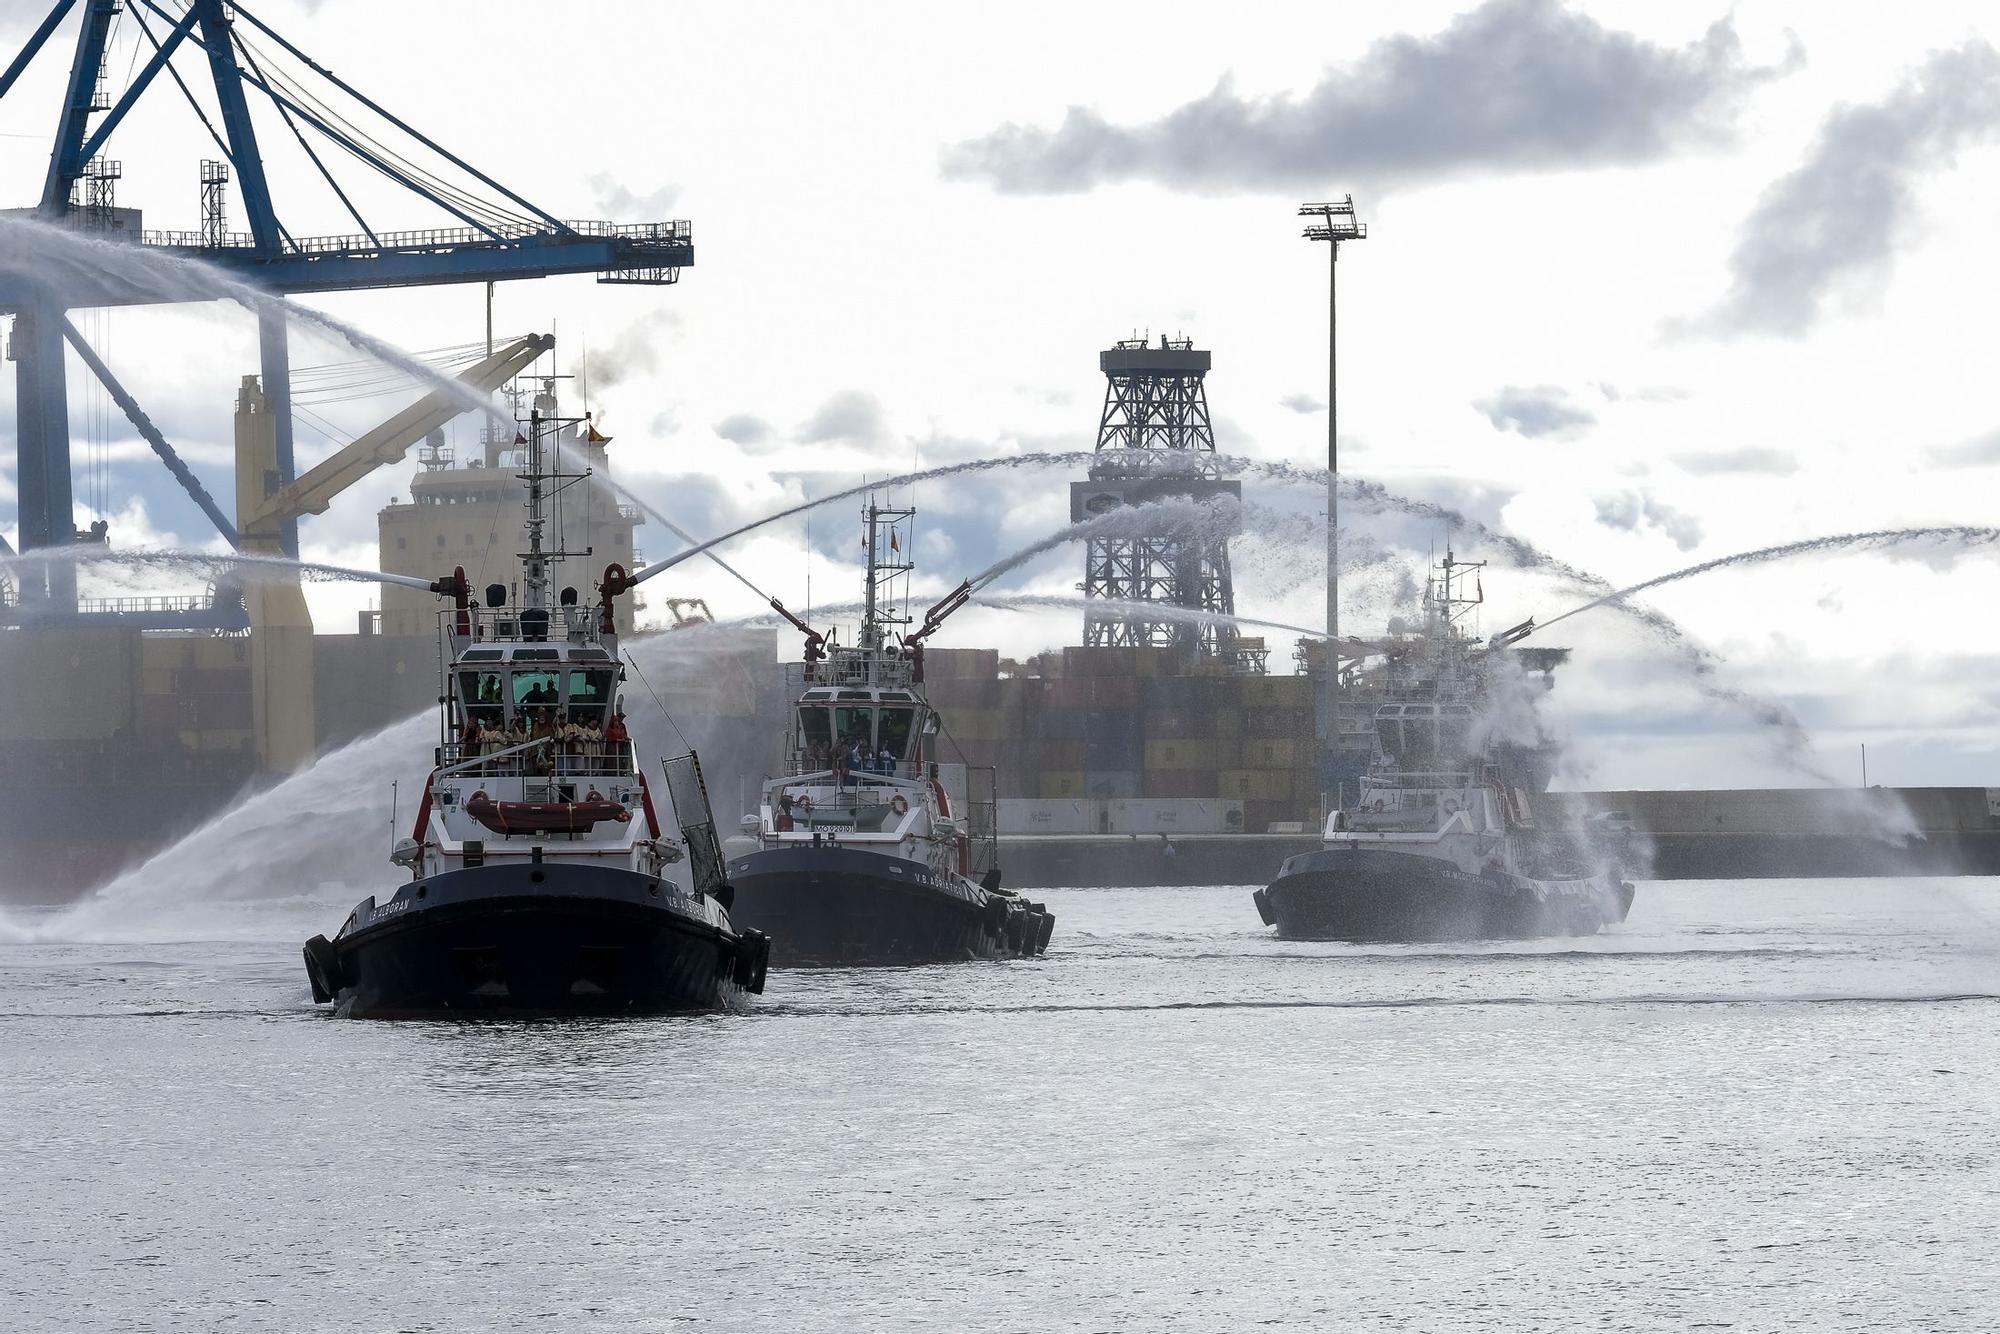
<box><xmin>512</xmin><ymin>670</ymin><xmax>562</xmax><ymax>715</ymax></box>
<box><xmin>1375</xmin><ymin>707</ymin><xmax>1402</xmax><ymax>759</ymax></box>
<box><xmin>832</xmin><ymin>706</ymin><xmax>877</xmax><ymax>757</ymax></box>
<box><xmin>1403</xmin><ymin>706</ymin><xmax>1437</xmax><ymax>761</ymax></box>
<box><xmin>1440</xmin><ymin>706</ymin><xmax>1473</xmax><ymax>763</ymax></box>
<box><xmin>797</xmin><ymin>705</ymin><xmax>833</xmax><ymax>759</ymax></box>
<box><xmin>565</xmin><ymin>668</ymin><xmax>614</xmax><ymax>722</ymax></box>
<box><xmin>877</xmin><ymin>706</ymin><xmax>917</xmax><ymax>763</ymax></box>
<box><xmin>460</xmin><ymin>671</ymin><xmax>505</xmax><ymax>725</ymax></box>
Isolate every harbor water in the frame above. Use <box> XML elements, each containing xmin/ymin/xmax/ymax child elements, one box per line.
<box><xmin>3</xmin><ymin>876</ymin><xmax>1996</xmax><ymax>1332</ymax></box>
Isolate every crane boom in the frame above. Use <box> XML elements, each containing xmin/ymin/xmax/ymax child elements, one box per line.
<box><xmin>239</xmin><ymin>333</ymin><xmax>552</xmax><ymax>536</ymax></box>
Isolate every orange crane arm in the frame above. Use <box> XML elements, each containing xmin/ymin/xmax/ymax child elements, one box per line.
<box><xmin>239</xmin><ymin>332</ymin><xmax>553</xmax><ymax>534</ymax></box>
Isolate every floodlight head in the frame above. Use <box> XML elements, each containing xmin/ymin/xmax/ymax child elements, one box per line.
<box><xmin>1300</xmin><ymin>196</ymin><xmax>1367</xmax><ymax>243</ymax></box>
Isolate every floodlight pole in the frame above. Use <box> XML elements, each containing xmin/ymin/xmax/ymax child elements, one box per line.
<box><xmin>1300</xmin><ymin>197</ymin><xmax>1366</xmax><ymax>808</ymax></box>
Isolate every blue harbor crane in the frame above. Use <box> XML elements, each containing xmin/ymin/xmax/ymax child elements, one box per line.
<box><xmin>0</xmin><ymin>0</ymin><xmax>692</xmax><ymax>624</ymax></box>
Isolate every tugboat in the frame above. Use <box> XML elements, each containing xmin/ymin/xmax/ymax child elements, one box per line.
<box><xmin>725</xmin><ymin>499</ymin><xmax>1054</xmax><ymax>964</ymax></box>
<box><xmin>1254</xmin><ymin>553</ymin><xmax>1634</xmax><ymax>942</ymax></box>
<box><xmin>302</xmin><ymin>380</ymin><xmax>769</xmax><ymax>1016</ymax></box>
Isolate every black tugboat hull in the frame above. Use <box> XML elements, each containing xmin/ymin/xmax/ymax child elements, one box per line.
<box><xmin>727</xmin><ymin>843</ymin><xmax>1051</xmax><ymax>965</ymax></box>
<box><xmin>1256</xmin><ymin>846</ymin><xmax>1634</xmax><ymax>943</ymax></box>
<box><xmin>305</xmin><ymin>862</ymin><xmax>762</xmax><ymax>1018</ymax></box>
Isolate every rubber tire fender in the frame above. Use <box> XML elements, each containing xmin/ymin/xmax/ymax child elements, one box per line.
<box><xmin>1034</xmin><ymin>911</ymin><xmax>1056</xmax><ymax>954</ymax></box>
<box><xmin>1005</xmin><ymin>910</ymin><xmax>1029</xmax><ymax>955</ymax></box>
<box><xmin>303</xmin><ymin>934</ymin><xmax>341</xmax><ymax>1005</ymax></box>
<box><xmin>732</xmin><ymin>928</ymin><xmax>771</xmax><ymax>994</ymax></box>
<box><xmin>1251</xmin><ymin>887</ymin><xmax>1277</xmax><ymax>927</ymax></box>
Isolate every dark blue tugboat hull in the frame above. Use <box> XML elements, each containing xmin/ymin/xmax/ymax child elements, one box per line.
<box><xmin>1257</xmin><ymin>846</ymin><xmax>1634</xmax><ymax>943</ymax></box>
<box><xmin>727</xmin><ymin>843</ymin><xmax>1049</xmax><ymax>965</ymax></box>
<box><xmin>307</xmin><ymin>862</ymin><xmax>752</xmax><ymax>1017</ymax></box>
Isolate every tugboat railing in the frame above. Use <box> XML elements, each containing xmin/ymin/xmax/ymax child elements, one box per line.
<box><xmin>780</xmin><ymin>757</ymin><xmax>925</xmax><ymax>781</ymax></box>
<box><xmin>450</xmin><ymin>605</ymin><xmax>608</xmax><ymax>645</ymax></box>
<box><xmin>434</xmin><ymin>738</ymin><xmax>640</xmax><ymax>778</ymax></box>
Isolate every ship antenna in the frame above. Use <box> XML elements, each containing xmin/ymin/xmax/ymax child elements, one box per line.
<box><xmin>523</xmin><ymin>404</ymin><xmax>548</xmax><ymax>610</ymax></box>
<box><xmin>861</xmin><ymin>495</ymin><xmax>880</xmax><ymax>649</ymax></box>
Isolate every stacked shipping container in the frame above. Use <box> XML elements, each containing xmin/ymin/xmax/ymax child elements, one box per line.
<box><xmin>923</xmin><ymin>645</ymin><xmax>1324</xmax><ymax>831</ymax></box>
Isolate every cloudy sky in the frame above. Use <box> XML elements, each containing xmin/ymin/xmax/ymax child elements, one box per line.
<box><xmin>3</xmin><ymin>0</ymin><xmax>1999</xmax><ymax>788</ymax></box>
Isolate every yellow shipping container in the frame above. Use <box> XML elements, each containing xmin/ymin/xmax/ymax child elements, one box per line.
<box><xmin>194</xmin><ymin>638</ymin><xmax>249</xmax><ymax>669</ymax></box>
<box><xmin>1039</xmin><ymin>770</ymin><xmax>1086</xmax><ymax>798</ymax></box>
<box><xmin>1242</xmin><ymin>737</ymin><xmax>1299</xmax><ymax>769</ymax></box>
<box><xmin>1238</xmin><ymin>675</ymin><xmax>1313</xmax><ymax>709</ymax></box>
<box><xmin>1143</xmin><ymin>739</ymin><xmax>1216</xmax><ymax>771</ymax></box>
<box><xmin>1219</xmin><ymin>769</ymin><xmax>1292</xmax><ymax>801</ymax></box>
<box><xmin>944</xmin><ymin>708</ymin><xmax>1008</xmax><ymax>741</ymax></box>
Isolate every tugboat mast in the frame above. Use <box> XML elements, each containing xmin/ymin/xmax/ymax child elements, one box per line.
<box><xmin>523</xmin><ymin>406</ymin><xmax>549</xmax><ymax>611</ymax></box>
<box><xmin>858</xmin><ymin>498</ymin><xmax>914</xmax><ymax>665</ymax></box>
<box><xmin>516</xmin><ymin>379</ymin><xmax>593</xmax><ymax>614</ymax></box>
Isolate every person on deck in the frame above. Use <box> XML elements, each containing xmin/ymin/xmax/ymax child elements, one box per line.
<box><xmin>832</xmin><ymin>736</ymin><xmax>850</xmax><ymax>788</ymax></box>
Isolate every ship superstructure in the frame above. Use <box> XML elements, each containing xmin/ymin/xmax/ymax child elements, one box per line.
<box><xmin>725</xmin><ymin>500</ymin><xmax>1054</xmax><ymax>964</ymax></box>
<box><xmin>377</xmin><ymin>377</ymin><xmax>644</xmax><ymax>637</ymax></box>
<box><xmin>303</xmin><ymin>385</ymin><xmax>766</xmax><ymax>1015</ymax></box>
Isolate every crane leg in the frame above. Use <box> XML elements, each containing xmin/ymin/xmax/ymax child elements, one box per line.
<box><xmin>12</xmin><ymin>301</ymin><xmax>77</xmax><ymax>609</ymax></box>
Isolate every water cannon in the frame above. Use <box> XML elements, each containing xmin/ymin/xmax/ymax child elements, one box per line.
<box><xmin>597</xmin><ymin>562</ymin><xmax>634</xmax><ymax>634</ymax></box>
<box><xmin>1489</xmin><ymin>617</ymin><xmax>1536</xmax><ymax>650</ymax></box>
<box><xmin>430</xmin><ymin>566</ymin><xmax>472</xmax><ymax>637</ymax></box>
<box><xmin>911</xmin><ymin>579</ymin><xmax>973</xmax><ymax>645</ymax></box>
<box><xmin>768</xmin><ymin>598</ymin><xmax>827</xmax><ymax>678</ymax></box>
<box><xmin>902</xmin><ymin>579</ymin><xmax>975</xmax><ymax>683</ymax></box>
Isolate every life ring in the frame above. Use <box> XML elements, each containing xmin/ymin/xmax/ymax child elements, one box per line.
<box><xmin>1371</xmin><ymin>800</ymin><xmax>1385</xmax><ymax>813</ymax></box>
<box><xmin>794</xmin><ymin>794</ymin><xmax>813</xmax><ymax>810</ymax></box>
<box><xmin>1443</xmin><ymin>798</ymin><xmax>1461</xmax><ymax>816</ymax></box>
<box><xmin>889</xmin><ymin>794</ymin><xmax>909</xmax><ymax>816</ymax></box>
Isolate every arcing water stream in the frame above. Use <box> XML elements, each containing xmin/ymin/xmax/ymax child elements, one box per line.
<box><xmin>23</xmin><ymin>497</ymin><xmax>1986</xmax><ymax>938</ymax></box>
<box><xmin>1534</xmin><ymin>527</ymin><xmax>2000</xmax><ymax>634</ymax></box>
<box><xmin>17</xmin><ymin>620</ymin><xmax>759</xmax><ymax>942</ymax></box>
<box><xmin>0</xmin><ymin>544</ymin><xmax>435</xmax><ymax>592</ymax></box>
<box><xmin>545</xmin><ymin>435</ymin><xmax>775</xmax><ymax>605</ymax></box>
<box><xmin>972</xmin><ymin>592</ymin><xmax>1331</xmax><ymax>644</ymax></box>
<box><xmin>0</xmin><ymin>219</ymin><xmax>1976</xmax><ymax>924</ymax></box>
<box><xmin>0</xmin><ymin>218</ymin><xmax>512</xmax><ymax>431</ymax></box>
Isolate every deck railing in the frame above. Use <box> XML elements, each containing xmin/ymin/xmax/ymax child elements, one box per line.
<box><xmin>436</xmin><ymin>738</ymin><xmax>638</xmax><ymax>778</ymax></box>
